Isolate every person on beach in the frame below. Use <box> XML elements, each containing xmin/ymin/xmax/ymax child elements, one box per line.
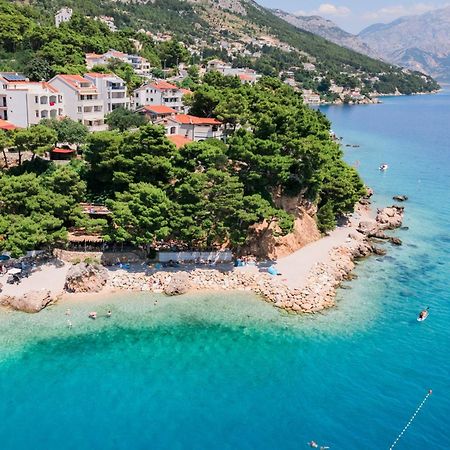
<box><xmin>88</xmin><ymin>312</ymin><xmax>97</xmax><ymax>320</ymax></box>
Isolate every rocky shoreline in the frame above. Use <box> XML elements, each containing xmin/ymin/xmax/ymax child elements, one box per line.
<box><xmin>1</xmin><ymin>196</ymin><xmax>405</xmax><ymax>315</ymax></box>
<box><xmin>60</xmin><ymin>200</ymin><xmax>405</xmax><ymax>314</ymax></box>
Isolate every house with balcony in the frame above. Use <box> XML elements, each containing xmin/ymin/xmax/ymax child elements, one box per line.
<box><xmin>0</xmin><ymin>73</ymin><xmax>64</xmax><ymax>127</ymax></box>
<box><xmin>84</xmin><ymin>73</ymin><xmax>129</xmax><ymax>113</ymax></box>
<box><xmin>133</xmin><ymin>81</ymin><xmax>188</xmax><ymax>112</ymax></box>
<box><xmin>49</xmin><ymin>75</ymin><xmax>106</xmax><ymax>131</ymax></box>
<box><xmin>155</xmin><ymin>114</ymin><xmax>223</xmax><ymax>141</ymax></box>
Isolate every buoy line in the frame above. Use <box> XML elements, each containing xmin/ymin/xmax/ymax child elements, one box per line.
<box><xmin>389</xmin><ymin>389</ymin><xmax>432</xmax><ymax>449</ymax></box>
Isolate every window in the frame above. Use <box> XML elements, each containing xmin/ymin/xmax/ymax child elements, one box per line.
<box><xmin>170</xmin><ymin>126</ymin><xmax>176</xmax><ymax>135</ymax></box>
<box><xmin>35</xmin><ymin>110</ymin><xmax>39</xmax><ymax>117</ymax></box>
<box><xmin>35</xmin><ymin>96</ymin><xmax>38</xmax><ymax>103</ymax></box>
<box><xmin>78</xmin><ymin>107</ymin><xmax>82</xmax><ymax>113</ymax></box>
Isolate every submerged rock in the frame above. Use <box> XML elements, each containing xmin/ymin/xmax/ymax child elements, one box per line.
<box><xmin>0</xmin><ymin>290</ymin><xmax>58</xmax><ymax>313</ymax></box>
<box><xmin>393</xmin><ymin>195</ymin><xmax>408</xmax><ymax>202</ymax></box>
<box><xmin>389</xmin><ymin>237</ymin><xmax>403</xmax><ymax>246</ymax></box>
<box><xmin>64</xmin><ymin>263</ymin><xmax>109</xmax><ymax>293</ymax></box>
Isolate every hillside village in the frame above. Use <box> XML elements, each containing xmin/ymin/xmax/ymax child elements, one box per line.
<box><xmin>0</xmin><ymin>4</ymin><xmax>420</xmax><ymax>147</ymax></box>
<box><xmin>0</xmin><ymin>0</ymin><xmax>438</xmax><ymax>259</ymax></box>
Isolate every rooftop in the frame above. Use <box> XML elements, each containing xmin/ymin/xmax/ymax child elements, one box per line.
<box><xmin>142</xmin><ymin>105</ymin><xmax>177</xmax><ymax>114</ymax></box>
<box><xmin>0</xmin><ymin>119</ymin><xmax>19</xmax><ymax>130</ymax></box>
<box><xmin>168</xmin><ymin>114</ymin><xmax>222</xmax><ymax>126</ymax></box>
<box><xmin>168</xmin><ymin>134</ymin><xmax>193</xmax><ymax>148</ymax></box>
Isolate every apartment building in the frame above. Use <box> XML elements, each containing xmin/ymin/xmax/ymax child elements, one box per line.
<box><xmin>84</xmin><ymin>73</ymin><xmax>129</xmax><ymax>113</ymax></box>
<box><xmin>133</xmin><ymin>81</ymin><xmax>187</xmax><ymax>111</ymax></box>
<box><xmin>49</xmin><ymin>75</ymin><xmax>106</xmax><ymax>131</ymax></box>
<box><xmin>0</xmin><ymin>73</ymin><xmax>64</xmax><ymax>127</ymax></box>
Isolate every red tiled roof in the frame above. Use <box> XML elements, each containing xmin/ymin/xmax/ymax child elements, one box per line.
<box><xmin>170</xmin><ymin>114</ymin><xmax>222</xmax><ymax>125</ymax></box>
<box><xmin>55</xmin><ymin>75</ymin><xmax>96</xmax><ymax>91</ymax></box>
<box><xmin>168</xmin><ymin>134</ymin><xmax>192</xmax><ymax>148</ymax></box>
<box><xmin>149</xmin><ymin>80</ymin><xmax>178</xmax><ymax>90</ymax></box>
<box><xmin>239</xmin><ymin>74</ymin><xmax>253</xmax><ymax>80</ymax></box>
<box><xmin>86</xmin><ymin>53</ymin><xmax>102</xmax><ymax>58</ymax></box>
<box><xmin>180</xmin><ymin>88</ymin><xmax>193</xmax><ymax>95</ymax></box>
<box><xmin>143</xmin><ymin>105</ymin><xmax>177</xmax><ymax>114</ymax></box>
<box><xmin>0</xmin><ymin>119</ymin><xmax>19</xmax><ymax>130</ymax></box>
<box><xmin>52</xmin><ymin>147</ymin><xmax>75</xmax><ymax>154</ymax></box>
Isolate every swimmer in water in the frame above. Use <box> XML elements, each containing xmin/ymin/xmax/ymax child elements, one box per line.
<box><xmin>107</xmin><ymin>310</ymin><xmax>112</xmax><ymax>318</ymax></box>
<box><xmin>67</xmin><ymin>319</ymin><xmax>72</xmax><ymax>329</ymax></box>
<box><xmin>65</xmin><ymin>308</ymin><xmax>71</xmax><ymax>316</ymax></box>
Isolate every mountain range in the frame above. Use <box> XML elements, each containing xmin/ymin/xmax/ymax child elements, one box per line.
<box><xmin>274</xmin><ymin>6</ymin><xmax>450</xmax><ymax>83</ymax></box>
<box><xmin>359</xmin><ymin>6</ymin><xmax>450</xmax><ymax>83</ymax></box>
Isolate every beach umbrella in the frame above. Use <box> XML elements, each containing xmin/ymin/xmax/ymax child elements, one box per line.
<box><xmin>7</xmin><ymin>268</ymin><xmax>21</xmax><ymax>275</ymax></box>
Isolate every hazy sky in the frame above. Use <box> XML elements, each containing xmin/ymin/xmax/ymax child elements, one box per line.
<box><xmin>256</xmin><ymin>1</ymin><xmax>450</xmax><ymax>33</ymax></box>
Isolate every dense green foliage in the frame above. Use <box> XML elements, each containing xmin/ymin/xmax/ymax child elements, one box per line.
<box><xmin>0</xmin><ymin>75</ymin><xmax>366</xmax><ymax>255</ymax></box>
<box><xmin>105</xmin><ymin>107</ymin><xmax>146</xmax><ymax>132</ymax></box>
<box><xmin>0</xmin><ymin>165</ymin><xmax>92</xmax><ymax>256</ymax></box>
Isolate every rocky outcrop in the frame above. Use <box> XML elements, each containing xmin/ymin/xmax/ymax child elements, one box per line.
<box><xmin>244</xmin><ymin>197</ymin><xmax>321</xmax><ymax>259</ymax></box>
<box><xmin>0</xmin><ymin>290</ymin><xmax>58</xmax><ymax>313</ymax></box>
<box><xmin>163</xmin><ymin>272</ymin><xmax>191</xmax><ymax>296</ymax></box>
<box><xmin>64</xmin><ymin>263</ymin><xmax>109</xmax><ymax>293</ymax></box>
<box><xmin>376</xmin><ymin>205</ymin><xmax>404</xmax><ymax>230</ymax></box>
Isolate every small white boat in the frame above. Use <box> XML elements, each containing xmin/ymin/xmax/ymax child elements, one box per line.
<box><xmin>379</xmin><ymin>164</ymin><xmax>389</xmax><ymax>171</ymax></box>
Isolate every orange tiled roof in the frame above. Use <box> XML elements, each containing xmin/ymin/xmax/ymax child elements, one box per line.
<box><xmin>149</xmin><ymin>80</ymin><xmax>179</xmax><ymax>90</ymax></box>
<box><xmin>56</xmin><ymin>75</ymin><xmax>97</xmax><ymax>92</ymax></box>
<box><xmin>0</xmin><ymin>119</ymin><xmax>19</xmax><ymax>130</ymax></box>
<box><xmin>170</xmin><ymin>114</ymin><xmax>222</xmax><ymax>125</ymax></box>
<box><xmin>143</xmin><ymin>105</ymin><xmax>177</xmax><ymax>114</ymax></box>
<box><xmin>168</xmin><ymin>134</ymin><xmax>192</xmax><ymax>148</ymax></box>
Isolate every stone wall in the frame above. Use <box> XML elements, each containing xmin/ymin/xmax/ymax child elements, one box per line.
<box><xmin>54</xmin><ymin>249</ymin><xmax>145</xmax><ymax>265</ymax></box>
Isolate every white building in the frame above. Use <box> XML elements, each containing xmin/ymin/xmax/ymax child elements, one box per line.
<box><xmin>85</xmin><ymin>49</ymin><xmax>151</xmax><ymax>78</ymax></box>
<box><xmin>302</xmin><ymin>90</ymin><xmax>321</xmax><ymax>106</ymax></box>
<box><xmin>95</xmin><ymin>15</ymin><xmax>117</xmax><ymax>32</ymax></box>
<box><xmin>0</xmin><ymin>73</ymin><xmax>64</xmax><ymax>127</ymax></box>
<box><xmin>156</xmin><ymin>114</ymin><xmax>223</xmax><ymax>141</ymax></box>
<box><xmin>206</xmin><ymin>59</ymin><xmax>260</xmax><ymax>83</ymax></box>
<box><xmin>133</xmin><ymin>81</ymin><xmax>188</xmax><ymax>112</ymax></box>
<box><xmin>55</xmin><ymin>7</ymin><xmax>73</xmax><ymax>27</ymax></box>
<box><xmin>49</xmin><ymin>74</ymin><xmax>106</xmax><ymax>131</ymax></box>
<box><xmin>84</xmin><ymin>73</ymin><xmax>129</xmax><ymax>113</ymax></box>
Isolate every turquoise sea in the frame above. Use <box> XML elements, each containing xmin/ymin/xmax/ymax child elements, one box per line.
<box><xmin>1</xmin><ymin>93</ymin><xmax>449</xmax><ymax>449</ymax></box>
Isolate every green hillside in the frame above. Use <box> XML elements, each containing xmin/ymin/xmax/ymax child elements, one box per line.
<box><xmin>2</xmin><ymin>0</ymin><xmax>440</xmax><ymax>95</ymax></box>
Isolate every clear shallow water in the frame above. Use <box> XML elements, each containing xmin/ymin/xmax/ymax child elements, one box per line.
<box><xmin>1</xmin><ymin>93</ymin><xmax>449</xmax><ymax>449</ymax></box>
